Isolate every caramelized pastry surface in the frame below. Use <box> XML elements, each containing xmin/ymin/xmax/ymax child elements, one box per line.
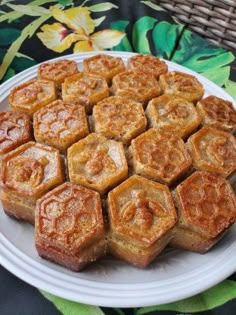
<box><xmin>68</xmin><ymin>133</ymin><xmax>128</xmax><ymax>194</ymax></box>
<box><xmin>93</xmin><ymin>96</ymin><xmax>147</xmax><ymax>145</ymax></box>
<box><xmin>2</xmin><ymin>53</ymin><xmax>236</xmax><ymax>271</ymax></box>
<box><xmin>62</xmin><ymin>72</ymin><xmax>109</xmax><ymax>113</ymax></box>
<box><xmin>159</xmin><ymin>71</ymin><xmax>204</xmax><ymax>103</ymax></box>
<box><xmin>108</xmin><ymin>175</ymin><xmax>177</xmax><ymax>267</ymax></box>
<box><xmin>196</xmin><ymin>95</ymin><xmax>236</xmax><ymax>132</ymax></box>
<box><xmin>33</xmin><ymin>100</ymin><xmax>89</xmax><ymax>152</ymax></box>
<box><xmin>187</xmin><ymin>126</ymin><xmax>236</xmax><ymax>177</ymax></box>
<box><xmin>83</xmin><ymin>54</ymin><xmax>125</xmax><ymax>84</ymax></box>
<box><xmin>0</xmin><ymin>141</ymin><xmax>64</xmax><ymax>224</ymax></box>
<box><xmin>38</xmin><ymin>59</ymin><xmax>78</xmax><ymax>87</ymax></box>
<box><xmin>130</xmin><ymin>129</ymin><xmax>192</xmax><ymax>185</ymax></box>
<box><xmin>2</xmin><ymin>141</ymin><xmax>64</xmax><ymax>197</ymax></box>
<box><xmin>35</xmin><ymin>182</ymin><xmax>106</xmax><ymax>270</ymax></box>
<box><xmin>9</xmin><ymin>79</ymin><xmax>56</xmax><ymax>117</ymax></box>
<box><xmin>171</xmin><ymin>171</ymin><xmax>236</xmax><ymax>252</ymax></box>
<box><xmin>127</xmin><ymin>54</ymin><xmax>168</xmax><ymax>79</ymax></box>
<box><xmin>0</xmin><ymin>111</ymin><xmax>32</xmax><ymax>155</ymax></box>
<box><xmin>176</xmin><ymin>171</ymin><xmax>236</xmax><ymax>238</ymax></box>
<box><xmin>111</xmin><ymin>70</ymin><xmax>161</xmax><ymax>104</ymax></box>
<box><xmin>146</xmin><ymin>94</ymin><xmax>201</xmax><ymax>139</ymax></box>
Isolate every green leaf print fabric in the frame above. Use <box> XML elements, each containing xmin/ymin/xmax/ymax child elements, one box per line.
<box><xmin>0</xmin><ymin>1</ymin><xmax>235</xmax><ymax>315</ymax></box>
<box><xmin>40</xmin><ymin>280</ymin><xmax>236</xmax><ymax>315</ymax></box>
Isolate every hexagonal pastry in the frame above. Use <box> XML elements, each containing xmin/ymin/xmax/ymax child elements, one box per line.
<box><xmin>83</xmin><ymin>54</ymin><xmax>126</xmax><ymax>84</ymax></box>
<box><xmin>146</xmin><ymin>94</ymin><xmax>201</xmax><ymax>139</ymax></box>
<box><xmin>68</xmin><ymin>133</ymin><xmax>128</xmax><ymax>195</ymax></box>
<box><xmin>159</xmin><ymin>71</ymin><xmax>204</xmax><ymax>103</ymax></box>
<box><xmin>129</xmin><ymin>129</ymin><xmax>192</xmax><ymax>186</ymax></box>
<box><xmin>38</xmin><ymin>59</ymin><xmax>79</xmax><ymax>88</ymax></box>
<box><xmin>0</xmin><ymin>111</ymin><xmax>32</xmax><ymax>158</ymax></box>
<box><xmin>9</xmin><ymin>79</ymin><xmax>57</xmax><ymax>117</ymax></box>
<box><xmin>62</xmin><ymin>72</ymin><xmax>109</xmax><ymax>113</ymax></box>
<box><xmin>170</xmin><ymin>171</ymin><xmax>236</xmax><ymax>253</ymax></box>
<box><xmin>187</xmin><ymin>126</ymin><xmax>236</xmax><ymax>177</ymax></box>
<box><xmin>93</xmin><ymin>96</ymin><xmax>147</xmax><ymax>145</ymax></box>
<box><xmin>33</xmin><ymin>100</ymin><xmax>89</xmax><ymax>153</ymax></box>
<box><xmin>111</xmin><ymin>70</ymin><xmax>161</xmax><ymax>105</ymax></box>
<box><xmin>127</xmin><ymin>54</ymin><xmax>168</xmax><ymax>79</ymax></box>
<box><xmin>196</xmin><ymin>95</ymin><xmax>236</xmax><ymax>132</ymax></box>
<box><xmin>35</xmin><ymin>182</ymin><xmax>107</xmax><ymax>271</ymax></box>
<box><xmin>107</xmin><ymin>175</ymin><xmax>177</xmax><ymax>267</ymax></box>
<box><xmin>0</xmin><ymin>142</ymin><xmax>64</xmax><ymax>224</ymax></box>
<box><xmin>0</xmin><ymin>111</ymin><xmax>33</xmax><ymax>184</ymax></box>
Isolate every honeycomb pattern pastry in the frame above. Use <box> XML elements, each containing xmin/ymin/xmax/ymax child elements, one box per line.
<box><xmin>38</xmin><ymin>59</ymin><xmax>79</xmax><ymax>88</ymax></box>
<box><xmin>62</xmin><ymin>72</ymin><xmax>109</xmax><ymax>113</ymax></box>
<box><xmin>170</xmin><ymin>171</ymin><xmax>236</xmax><ymax>253</ymax></box>
<box><xmin>129</xmin><ymin>129</ymin><xmax>192</xmax><ymax>186</ymax></box>
<box><xmin>196</xmin><ymin>95</ymin><xmax>236</xmax><ymax>132</ymax></box>
<box><xmin>108</xmin><ymin>175</ymin><xmax>177</xmax><ymax>267</ymax></box>
<box><xmin>33</xmin><ymin>100</ymin><xmax>89</xmax><ymax>152</ymax></box>
<box><xmin>9</xmin><ymin>79</ymin><xmax>56</xmax><ymax>117</ymax></box>
<box><xmin>127</xmin><ymin>54</ymin><xmax>168</xmax><ymax>79</ymax></box>
<box><xmin>93</xmin><ymin>96</ymin><xmax>147</xmax><ymax>145</ymax></box>
<box><xmin>1</xmin><ymin>53</ymin><xmax>236</xmax><ymax>271</ymax></box>
<box><xmin>0</xmin><ymin>111</ymin><xmax>32</xmax><ymax>156</ymax></box>
<box><xmin>146</xmin><ymin>94</ymin><xmax>201</xmax><ymax>139</ymax></box>
<box><xmin>159</xmin><ymin>71</ymin><xmax>204</xmax><ymax>103</ymax></box>
<box><xmin>187</xmin><ymin>126</ymin><xmax>236</xmax><ymax>177</ymax></box>
<box><xmin>35</xmin><ymin>182</ymin><xmax>106</xmax><ymax>271</ymax></box>
<box><xmin>0</xmin><ymin>141</ymin><xmax>64</xmax><ymax>224</ymax></box>
<box><xmin>111</xmin><ymin>70</ymin><xmax>161</xmax><ymax>105</ymax></box>
<box><xmin>83</xmin><ymin>54</ymin><xmax>126</xmax><ymax>84</ymax></box>
<box><xmin>68</xmin><ymin>133</ymin><xmax>128</xmax><ymax>195</ymax></box>
<box><xmin>0</xmin><ymin>111</ymin><xmax>33</xmax><ymax>184</ymax></box>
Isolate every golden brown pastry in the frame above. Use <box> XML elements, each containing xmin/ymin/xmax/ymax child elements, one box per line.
<box><xmin>107</xmin><ymin>175</ymin><xmax>177</xmax><ymax>267</ymax></box>
<box><xmin>93</xmin><ymin>96</ymin><xmax>147</xmax><ymax>145</ymax></box>
<box><xmin>187</xmin><ymin>126</ymin><xmax>236</xmax><ymax>177</ymax></box>
<box><xmin>159</xmin><ymin>71</ymin><xmax>204</xmax><ymax>103</ymax></box>
<box><xmin>35</xmin><ymin>182</ymin><xmax>107</xmax><ymax>271</ymax></box>
<box><xmin>0</xmin><ymin>142</ymin><xmax>64</xmax><ymax>224</ymax></box>
<box><xmin>111</xmin><ymin>70</ymin><xmax>161</xmax><ymax>105</ymax></box>
<box><xmin>38</xmin><ymin>59</ymin><xmax>79</xmax><ymax>88</ymax></box>
<box><xmin>196</xmin><ymin>95</ymin><xmax>236</xmax><ymax>132</ymax></box>
<box><xmin>62</xmin><ymin>72</ymin><xmax>109</xmax><ymax>113</ymax></box>
<box><xmin>33</xmin><ymin>100</ymin><xmax>89</xmax><ymax>153</ymax></box>
<box><xmin>170</xmin><ymin>171</ymin><xmax>236</xmax><ymax>253</ymax></box>
<box><xmin>0</xmin><ymin>111</ymin><xmax>32</xmax><ymax>157</ymax></box>
<box><xmin>9</xmin><ymin>79</ymin><xmax>57</xmax><ymax>117</ymax></box>
<box><xmin>83</xmin><ymin>54</ymin><xmax>126</xmax><ymax>84</ymax></box>
<box><xmin>0</xmin><ymin>111</ymin><xmax>33</xmax><ymax>184</ymax></box>
<box><xmin>68</xmin><ymin>133</ymin><xmax>128</xmax><ymax>195</ymax></box>
<box><xmin>146</xmin><ymin>94</ymin><xmax>201</xmax><ymax>139</ymax></box>
<box><xmin>129</xmin><ymin>129</ymin><xmax>192</xmax><ymax>186</ymax></box>
<box><xmin>127</xmin><ymin>54</ymin><xmax>168</xmax><ymax>79</ymax></box>
<box><xmin>2</xmin><ymin>53</ymin><xmax>236</xmax><ymax>273</ymax></box>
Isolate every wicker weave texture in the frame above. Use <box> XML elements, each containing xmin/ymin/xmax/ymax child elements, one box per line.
<box><xmin>157</xmin><ymin>0</ymin><xmax>236</xmax><ymax>50</ymax></box>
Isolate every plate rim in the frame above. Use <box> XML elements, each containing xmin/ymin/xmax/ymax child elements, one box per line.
<box><xmin>0</xmin><ymin>51</ymin><xmax>236</xmax><ymax>308</ymax></box>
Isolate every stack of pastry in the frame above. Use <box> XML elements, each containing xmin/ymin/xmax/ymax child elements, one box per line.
<box><xmin>0</xmin><ymin>54</ymin><xmax>235</xmax><ymax>271</ymax></box>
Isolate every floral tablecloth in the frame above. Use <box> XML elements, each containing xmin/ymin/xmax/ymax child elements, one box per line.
<box><xmin>0</xmin><ymin>1</ymin><xmax>235</xmax><ymax>314</ymax></box>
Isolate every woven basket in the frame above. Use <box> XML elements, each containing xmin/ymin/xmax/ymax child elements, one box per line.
<box><xmin>157</xmin><ymin>0</ymin><xmax>236</xmax><ymax>50</ymax></box>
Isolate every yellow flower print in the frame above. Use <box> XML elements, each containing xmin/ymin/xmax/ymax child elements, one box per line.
<box><xmin>52</xmin><ymin>7</ymin><xmax>95</xmax><ymax>35</ymax></box>
<box><xmin>37</xmin><ymin>6</ymin><xmax>125</xmax><ymax>53</ymax></box>
<box><xmin>37</xmin><ymin>23</ymin><xmax>80</xmax><ymax>53</ymax></box>
<box><xmin>74</xmin><ymin>30</ymin><xmax>126</xmax><ymax>52</ymax></box>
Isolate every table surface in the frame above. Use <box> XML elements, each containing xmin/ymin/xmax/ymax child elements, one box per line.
<box><xmin>0</xmin><ymin>1</ymin><xmax>235</xmax><ymax>314</ymax></box>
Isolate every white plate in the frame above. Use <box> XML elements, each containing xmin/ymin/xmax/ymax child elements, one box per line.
<box><xmin>0</xmin><ymin>51</ymin><xmax>236</xmax><ymax>308</ymax></box>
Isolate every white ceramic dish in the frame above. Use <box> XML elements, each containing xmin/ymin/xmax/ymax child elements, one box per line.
<box><xmin>0</xmin><ymin>51</ymin><xmax>235</xmax><ymax>308</ymax></box>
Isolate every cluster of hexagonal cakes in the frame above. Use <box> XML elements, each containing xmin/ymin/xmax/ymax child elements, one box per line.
<box><xmin>0</xmin><ymin>53</ymin><xmax>236</xmax><ymax>271</ymax></box>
